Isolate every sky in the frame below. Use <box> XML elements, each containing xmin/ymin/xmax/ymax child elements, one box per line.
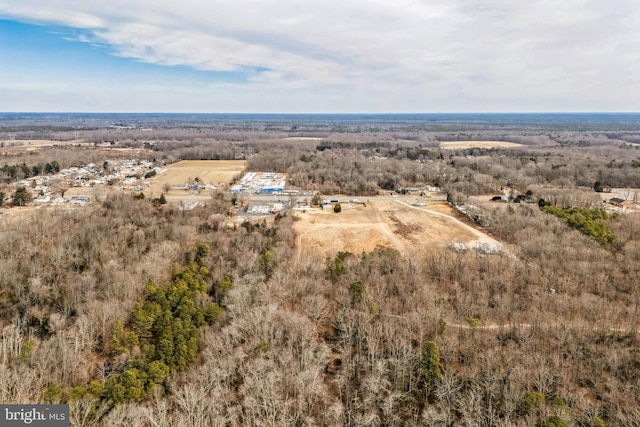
<box><xmin>0</xmin><ymin>0</ymin><xmax>638</xmax><ymax>113</ymax></box>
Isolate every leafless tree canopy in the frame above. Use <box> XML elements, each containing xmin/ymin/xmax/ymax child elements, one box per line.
<box><xmin>1</xmin><ymin>114</ymin><xmax>640</xmax><ymax>425</ymax></box>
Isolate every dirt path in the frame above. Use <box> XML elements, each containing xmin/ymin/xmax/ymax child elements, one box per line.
<box><xmin>383</xmin><ymin>313</ymin><xmax>638</xmax><ymax>335</ymax></box>
<box><xmin>369</xmin><ymin>200</ymin><xmax>410</xmax><ymax>257</ymax></box>
<box><xmin>447</xmin><ymin>320</ymin><xmax>639</xmax><ymax>336</ymax></box>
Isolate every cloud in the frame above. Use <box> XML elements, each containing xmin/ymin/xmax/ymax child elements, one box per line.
<box><xmin>0</xmin><ymin>0</ymin><xmax>639</xmax><ymax>111</ymax></box>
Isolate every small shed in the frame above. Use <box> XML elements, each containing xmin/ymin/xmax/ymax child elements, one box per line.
<box><xmin>609</xmin><ymin>197</ymin><xmax>627</xmax><ymax>207</ymax></box>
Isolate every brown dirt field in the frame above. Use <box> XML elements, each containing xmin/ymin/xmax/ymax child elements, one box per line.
<box><xmin>0</xmin><ymin>141</ymin><xmax>144</xmax><ymax>159</ymax></box>
<box><xmin>0</xmin><ymin>139</ymin><xmax>89</xmax><ymax>151</ymax></box>
<box><xmin>293</xmin><ymin>203</ymin><xmax>403</xmax><ymax>258</ymax></box>
<box><xmin>439</xmin><ymin>140</ymin><xmax>523</xmax><ymax>149</ymax></box>
<box><xmin>293</xmin><ymin>198</ymin><xmax>495</xmax><ymax>259</ymax></box>
<box><xmin>145</xmin><ymin>160</ymin><xmax>245</xmax><ymax>196</ymax></box>
<box><xmin>0</xmin><ymin>139</ymin><xmax>77</xmax><ymax>147</ymax></box>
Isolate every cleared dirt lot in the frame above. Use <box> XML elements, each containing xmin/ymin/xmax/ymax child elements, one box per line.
<box><xmin>0</xmin><ymin>139</ymin><xmax>92</xmax><ymax>152</ymax></box>
<box><xmin>0</xmin><ymin>139</ymin><xmax>79</xmax><ymax>147</ymax></box>
<box><xmin>146</xmin><ymin>160</ymin><xmax>245</xmax><ymax>196</ymax></box>
<box><xmin>293</xmin><ymin>198</ymin><xmax>499</xmax><ymax>258</ymax></box>
<box><xmin>439</xmin><ymin>140</ymin><xmax>523</xmax><ymax>149</ymax></box>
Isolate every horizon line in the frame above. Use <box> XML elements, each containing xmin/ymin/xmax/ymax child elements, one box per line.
<box><xmin>2</xmin><ymin>111</ymin><xmax>640</xmax><ymax>115</ymax></box>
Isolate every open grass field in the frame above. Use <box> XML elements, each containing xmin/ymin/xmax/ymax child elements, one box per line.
<box><xmin>0</xmin><ymin>139</ymin><xmax>91</xmax><ymax>151</ymax></box>
<box><xmin>0</xmin><ymin>140</ymin><xmax>145</xmax><ymax>160</ymax></box>
<box><xmin>0</xmin><ymin>139</ymin><xmax>76</xmax><ymax>147</ymax></box>
<box><xmin>146</xmin><ymin>160</ymin><xmax>245</xmax><ymax>196</ymax></box>
<box><xmin>293</xmin><ymin>198</ymin><xmax>500</xmax><ymax>258</ymax></box>
<box><xmin>439</xmin><ymin>140</ymin><xmax>523</xmax><ymax>149</ymax></box>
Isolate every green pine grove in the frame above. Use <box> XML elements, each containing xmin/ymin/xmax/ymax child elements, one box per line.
<box><xmin>541</xmin><ymin>206</ymin><xmax>617</xmax><ymax>246</ymax></box>
<box><xmin>47</xmin><ymin>255</ymin><xmax>222</xmax><ymax>405</ymax></box>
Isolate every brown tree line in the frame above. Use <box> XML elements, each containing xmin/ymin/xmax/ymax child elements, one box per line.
<box><xmin>4</xmin><ymin>126</ymin><xmax>640</xmax><ymax>198</ymax></box>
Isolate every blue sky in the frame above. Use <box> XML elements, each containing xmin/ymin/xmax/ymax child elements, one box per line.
<box><xmin>1</xmin><ymin>20</ymin><xmax>246</xmax><ymax>85</ymax></box>
<box><xmin>0</xmin><ymin>1</ymin><xmax>638</xmax><ymax>112</ymax></box>
<box><xmin>1</xmin><ymin>19</ymin><xmax>255</xmax><ymax>112</ymax></box>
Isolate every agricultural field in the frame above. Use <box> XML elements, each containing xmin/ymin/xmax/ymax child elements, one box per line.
<box><xmin>146</xmin><ymin>160</ymin><xmax>245</xmax><ymax>196</ymax></box>
<box><xmin>0</xmin><ymin>139</ymin><xmax>95</xmax><ymax>154</ymax></box>
<box><xmin>0</xmin><ymin>139</ymin><xmax>79</xmax><ymax>148</ymax></box>
<box><xmin>439</xmin><ymin>140</ymin><xmax>524</xmax><ymax>149</ymax></box>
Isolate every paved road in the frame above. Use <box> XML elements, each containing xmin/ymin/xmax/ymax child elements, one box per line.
<box><xmin>165</xmin><ymin>194</ymin><xmax>211</xmax><ymax>202</ymax></box>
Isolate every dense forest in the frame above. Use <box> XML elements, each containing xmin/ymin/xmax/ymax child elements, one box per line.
<box><xmin>1</xmin><ymin>116</ymin><xmax>640</xmax><ymax>425</ymax></box>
